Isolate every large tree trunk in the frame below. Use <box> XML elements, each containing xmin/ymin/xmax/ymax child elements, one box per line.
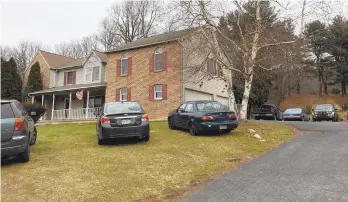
<box><xmin>228</xmin><ymin>70</ymin><xmax>237</xmax><ymax>112</ymax></box>
<box><xmin>342</xmin><ymin>82</ymin><xmax>347</xmax><ymax>95</ymax></box>
<box><xmin>239</xmin><ymin>74</ymin><xmax>253</xmax><ymax>119</ymax></box>
<box><xmin>317</xmin><ymin>56</ymin><xmax>323</xmax><ymax>96</ymax></box>
<box><xmin>321</xmin><ymin>74</ymin><xmax>328</xmax><ymax>94</ymax></box>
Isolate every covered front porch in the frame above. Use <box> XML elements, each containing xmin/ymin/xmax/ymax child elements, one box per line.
<box><xmin>28</xmin><ymin>83</ymin><xmax>106</xmax><ymax>121</ymax></box>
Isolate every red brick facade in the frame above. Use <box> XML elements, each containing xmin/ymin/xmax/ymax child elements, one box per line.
<box><xmin>23</xmin><ymin>52</ymin><xmax>51</xmax><ymax>89</ymax></box>
<box><xmin>105</xmin><ymin>42</ymin><xmax>182</xmax><ymax>120</ymax></box>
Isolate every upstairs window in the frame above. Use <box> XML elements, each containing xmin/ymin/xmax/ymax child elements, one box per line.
<box><xmin>67</xmin><ymin>72</ymin><xmax>74</xmax><ymax>85</ymax></box>
<box><xmin>121</xmin><ymin>55</ymin><xmax>128</xmax><ymax>76</ymax></box>
<box><xmin>86</xmin><ymin>66</ymin><xmax>100</xmax><ymax>82</ymax></box>
<box><xmin>154</xmin><ymin>48</ymin><xmax>163</xmax><ymax>71</ymax></box>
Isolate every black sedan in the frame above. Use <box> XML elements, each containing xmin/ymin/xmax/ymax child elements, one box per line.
<box><xmin>168</xmin><ymin>100</ymin><xmax>238</xmax><ymax>136</ymax></box>
<box><xmin>96</xmin><ymin>102</ymin><xmax>150</xmax><ymax>145</ymax></box>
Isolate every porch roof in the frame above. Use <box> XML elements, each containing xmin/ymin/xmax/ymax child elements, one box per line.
<box><xmin>28</xmin><ymin>82</ymin><xmax>106</xmax><ymax>96</ymax></box>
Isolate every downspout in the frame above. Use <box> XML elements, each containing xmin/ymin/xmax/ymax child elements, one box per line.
<box><xmin>180</xmin><ymin>40</ymin><xmax>184</xmax><ymax>103</ymax></box>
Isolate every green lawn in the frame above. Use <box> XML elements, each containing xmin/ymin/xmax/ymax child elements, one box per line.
<box><xmin>1</xmin><ymin>121</ymin><xmax>294</xmax><ymax>202</ymax></box>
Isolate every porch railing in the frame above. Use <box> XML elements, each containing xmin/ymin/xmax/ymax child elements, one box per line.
<box><xmin>52</xmin><ymin>107</ymin><xmax>102</xmax><ymax>120</ymax></box>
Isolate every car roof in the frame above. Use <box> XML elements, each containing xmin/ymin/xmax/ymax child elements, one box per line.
<box><xmin>184</xmin><ymin>100</ymin><xmax>219</xmax><ymax>103</ymax></box>
<box><xmin>285</xmin><ymin>108</ymin><xmax>302</xmax><ymax>110</ymax></box>
<box><xmin>105</xmin><ymin>101</ymin><xmax>138</xmax><ymax>104</ymax></box>
<box><xmin>316</xmin><ymin>104</ymin><xmax>333</xmax><ymax>106</ymax></box>
<box><xmin>0</xmin><ymin>99</ymin><xmax>14</xmax><ymax>103</ymax></box>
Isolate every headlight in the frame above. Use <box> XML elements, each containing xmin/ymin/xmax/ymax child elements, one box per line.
<box><xmin>332</xmin><ymin>111</ymin><xmax>335</xmax><ymax>115</ymax></box>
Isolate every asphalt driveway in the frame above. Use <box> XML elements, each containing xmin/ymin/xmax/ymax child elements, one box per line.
<box><xmin>184</xmin><ymin>122</ymin><xmax>348</xmax><ymax>202</ymax></box>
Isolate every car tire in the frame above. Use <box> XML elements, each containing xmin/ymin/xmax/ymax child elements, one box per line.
<box><xmin>98</xmin><ymin>136</ymin><xmax>105</xmax><ymax>145</ymax></box>
<box><xmin>224</xmin><ymin>129</ymin><xmax>232</xmax><ymax>134</ymax></box>
<box><xmin>189</xmin><ymin>123</ymin><xmax>199</xmax><ymax>136</ymax></box>
<box><xmin>143</xmin><ymin>134</ymin><xmax>150</xmax><ymax>142</ymax></box>
<box><xmin>255</xmin><ymin>117</ymin><xmax>259</xmax><ymax>120</ymax></box>
<box><xmin>168</xmin><ymin>119</ymin><xmax>175</xmax><ymax>130</ymax></box>
<box><xmin>18</xmin><ymin>142</ymin><xmax>30</xmax><ymax>163</ymax></box>
<box><xmin>30</xmin><ymin>128</ymin><xmax>37</xmax><ymax>146</ymax></box>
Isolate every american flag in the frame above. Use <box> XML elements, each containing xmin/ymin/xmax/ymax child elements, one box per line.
<box><xmin>76</xmin><ymin>90</ymin><xmax>83</xmax><ymax>100</ymax></box>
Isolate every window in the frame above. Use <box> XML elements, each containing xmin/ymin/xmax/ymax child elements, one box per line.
<box><xmin>121</xmin><ymin>55</ymin><xmax>128</xmax><ymax>75</ymax></box>
<box><xmin>86</xmin><ymin>66</ymin><xmax>100</xmax><ymax>82</ymax></box>
<box><xmin>1</xmin><ymin>103</ymin><xmax>14</xmax><ymax>119</ymax></box>
<box><xmin>184</xmin><ymin>103</ymin><xmax>194</xmax><ymax>113</ymax></box>
<box><xmin>178</xmin><ymin>103</ymin><xmax>187</xmax><ymax>112</ymax></box>
<box><xmin>154</xmin><ymin>85</ymin><xmax>163</xmax><ymax>100</ymax></box>
<box><xmin>154</xmin><ymin>48</ymin><xmax>163</xmax><ymax>71</ymax></box>
<box><xmin>120</xmin><ymin>88</ymin><xmax>127</xmax><ymax>101</ymax></box>
<box><xmin>196</xmin><ymin>101</ymin><xmax>224</xmax><ymax>112</ymax></box>
<box><xmin>209</xmin><ymin>58</ymin><xmax>216</xmax><ymax>74</ymax></box>
<box><xmin>105</xmin><ymin>102</ymin><xmax>144</xmax><ymax>115</ymax></box>
<box><xmin>67</xmin><ymin>72</ymin><xmax>74</xmax><ymax>84</ymax></box>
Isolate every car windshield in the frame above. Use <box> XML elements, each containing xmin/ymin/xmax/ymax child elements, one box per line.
<box><xmin>315</xmin><ymin>105</ymin><xmax>333</xmax><ymax>111</ymax></box>
<box><xmin>285</xmin><ymin>109</ymin><xmax>302</xmax><ymax>114</ymax></box>
<box><xmin>104</xmin><ymin>102</ymin><xmax>144</xmax><ymax>114</ymax></box>
<box><xmin>196</xmin><ymin>102</ymin><xmax>225</xmax><ymax>112</ymax></box>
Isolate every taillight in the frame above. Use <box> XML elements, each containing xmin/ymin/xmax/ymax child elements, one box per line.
<box><xmin>142</xmin><ymin>114</ymin><xmax>149</xmax><ymax>121</ymax></box>
<box><xmin>295</xmin><ymin>114</ymin><xmax>301</xmax><ymax>117</ymax></box>
<box><xmin>201</xmin><ymin>116</ymin><xmax>214</xmax><ymax>121</ymax></box>
<box><xmin>101</xmin><ymin>116</ymin><xmax>110</xmax><ymax>125</ymax></box>
<box><xmin>14</xmin><ymin>117</ymin><xmax>25</xmax><ymax>131</ymax></box>
<box><xmin>228</xmin><ymin>114</ymin><xmax>237</xmax><ymax>119</ymax></box>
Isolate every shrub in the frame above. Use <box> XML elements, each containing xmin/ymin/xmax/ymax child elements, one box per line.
<box><xmin>22</xmin><ymin>102</ymin><xmax>46</xmax><ymax>123</ymax></box>
<box><xmin>304</xmin><ymin>105</ymin><xmax>312</xmax><ymax>114</ymax></box>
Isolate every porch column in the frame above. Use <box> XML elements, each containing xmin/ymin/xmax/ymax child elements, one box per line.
<box><xmin>51</xmin><ymin>94</ymin><xmax>55</xmax><ymax>120</ymax></box>
<box><xmin>69</xmin><ymin>92</ymin><xmax>72</xmax><ymax>119</ymax></box>
<box><xmin>31</xmin><ymin>96</ymin><xmax>35</xmax><ymax>104</ymax></box>
<box><xmin>86</xmin><ymin>90</ymin><xmax>90</xmax><ymax>119</ymax></box>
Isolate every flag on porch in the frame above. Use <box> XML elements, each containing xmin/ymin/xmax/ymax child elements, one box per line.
<box><xmin>76</xmin><ymin>90</ymin><xmax>83</xmax><ymax>100</ymax></box>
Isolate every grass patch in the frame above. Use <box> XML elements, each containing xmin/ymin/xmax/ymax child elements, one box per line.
<box><xmin>1</xmin><ymin>121</ymin><xmax>293</xmax><ymax>202</ymax></box>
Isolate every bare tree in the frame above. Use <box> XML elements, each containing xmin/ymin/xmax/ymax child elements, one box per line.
<box><xmin>98</xmin><ymin>18</ymin><xmax>121</xmax><ymax>51</ymax></box>
<box><xmin>106</xmin><ymin>1</ymin><xmax>162</xmax><ymax>44</ymax></box>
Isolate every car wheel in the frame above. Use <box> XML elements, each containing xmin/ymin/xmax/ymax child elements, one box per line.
<box><xmin>255</xmin><ymin>117</ymin><xmax>259</xmax><ymax>120</ymax></box>
<box><xmin>98</xmin><ymin>136</ymin><xmax>105</xmax><ymax>145</ymax></box>
<box><xmin>143</xmin><ymin>134</ymin><xmax>150</xmax><ymax>142</ymax></box>
<box><xmin>30</xmin><ymin>128</ymin><xmax>37</xmax><ymax>146</ymax></box>
<box><xmin>224</xmin><ymin>129</ymin><xmax>232</xmax><ymax>134</ymax></box>
<box><xmin>18</xmin><ymin>142</ymin><xmax>30</xmax><ymax>163</ymax></box>
<box><xmin>189</xmin><ymin>123</ymin><xmax>199</xmax><ymax>136</ymax></box>
<box><xmin>168</xmin><ymin>119</ymin><xmax>175</xmax><ymax>130</ymax></box>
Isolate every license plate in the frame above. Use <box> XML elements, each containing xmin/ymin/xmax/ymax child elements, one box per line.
<box><xmin>219</xmin><ymin>125</ymin><xmax>227</xmax><ymax>130</ymax></box>
<box><xmin>121</xmin><ymin>119</ymin><xmax>131</xmax><ymax>125</ymax></box>
<box><xmin>266</xmin><ymin>114</ymin><xmax>273</xmax><ymax>116</ymax></box>
<box><xmin>254</xmin><ymin>114</ymin><xmax>259</xmax><ymax>116</ymax></box>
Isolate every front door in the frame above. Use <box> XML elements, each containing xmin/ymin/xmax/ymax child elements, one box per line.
<box><xmin>64</xmin><ymin>98</ymin><xmax>70</xmax><ymax>118</ymax></box>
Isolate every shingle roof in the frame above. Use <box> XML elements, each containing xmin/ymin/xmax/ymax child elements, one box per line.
<box><xmin>94</xmin><ymin>51</ymin><xmax>107</xmax><ymax>62</ymax></box>
<box><xmin>106</xmin><ymin>28</ymin><xmax>199</xmax><ymax>53</ymax></box>
<box><xmin>56</xmin><ymin>58</ymin><xmax>86</xmax><ymax>69</ymax></box>
<box><xmin>28</xmin><ymin>82</ymin><xmax>106</xmax><ymax>95</ymax></box>
<box><xmin>39</xmin><ymin>50</ymin><xmax>75</xmax><ymax>68</ymax></box>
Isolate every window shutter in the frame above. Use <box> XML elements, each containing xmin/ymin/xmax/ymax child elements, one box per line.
<box><xmin>116</xmin><ymin>88</ymin><xmax>120</xmax><ymax>101</ymax></box>
<box><xmin>149</xmin><ymin>54</ymin><xmax>154</xmax><ymax>72</ymax></box>
<box><xmin>73</xmin><ymin>71</ymin><xmax>76</xmax><ymax>84</ymax></box>
<box><xmin>64</xmin><ymin>72</ymin><xmax>67</xmax><ymax>86</ymax></box>
<box><xmin>128</xmin><ymin>57</ymin><xmax>132</xmax><ymax>76</ymax></box>
<box><xmin>127</xmin><ymin>87</ymin><xmax>131</xmax><ymax>101</ymax></box>
<box><xmin>149</xmin><ymin>86</ymin><xmax>154</xmax><ymax>101</ymax></box>
<box><xmin>116</xmin><ymin>59</ymin><xmax>121</xmax><ymax>77</ymax></box>
<box><xmin>163</xmin><ymin>51</ymin><xmax>168</xmax><ymax>71</ymax></box>
<box><xmin>163</xmin><ymin>84</ymin><xmax>168</xmax><ymax>100</ymax></box>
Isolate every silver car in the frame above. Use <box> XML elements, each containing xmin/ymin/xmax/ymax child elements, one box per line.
<box><xmin>283</xmin><ymin>108</ymin><xmax>310</xmax><ymax>121</ymax></box>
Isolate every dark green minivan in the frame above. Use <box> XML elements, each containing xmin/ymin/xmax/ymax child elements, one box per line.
<box><xmin>1</xmin><ymin>100</ymin><xmax>37</xmax><ymax>162</ymax></box>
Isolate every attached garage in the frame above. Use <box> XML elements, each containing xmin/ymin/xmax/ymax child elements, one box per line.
<box><xmin>184</xmin><ymin>89</ymin><xmax>213</xmax><ymax>102</ymax></box>
<box><xmin>216</xmin><ymin>95</ymin><xmax>229</xmax><ymax>107</ymax></box>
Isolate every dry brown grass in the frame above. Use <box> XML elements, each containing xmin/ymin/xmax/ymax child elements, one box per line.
<box><xmin>1</xmin><ymin>122</ymin><xmax>294</xmax><ymax>202</ymax></box>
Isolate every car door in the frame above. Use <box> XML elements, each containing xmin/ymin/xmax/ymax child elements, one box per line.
<box><xmin>179</xmin><ymin>103</ymin><xmax>194</xmax><ymax>129</ymax></box>
<box><xmin>172</xmin><ymin>103</ymin><xmax>186</xmax><ymax>128</ymax></box>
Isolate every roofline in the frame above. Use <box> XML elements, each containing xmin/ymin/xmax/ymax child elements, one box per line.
<box><xmin>28</xmin><ymin>84</ymin><xmax>106</xmax><ymax>95</ymax></box>
<box><xmin>105</xmin><ymin>38</ymin><xmax>179</xmax><ymax>54</ymax></box>
<box><xmin>24</xmin><ymin>51</ymin><xmax>52</xmax><ymax>73</ymax></box>
<box><xmin>52</xmin><ymin>65</ymin><xmax>83</xmax><ymax>70</ymax></box>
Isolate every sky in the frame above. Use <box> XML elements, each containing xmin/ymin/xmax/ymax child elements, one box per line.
<box><xmin>1</xmin><ymin>0</ymin><xmax>115</xmax><ymax>47</ymax></box>
<box><xmin>1</xmin><ymin>0</ymin><xmax>348</xmax><ymax>48</ymax></box>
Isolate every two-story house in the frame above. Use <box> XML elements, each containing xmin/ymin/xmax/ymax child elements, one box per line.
<box><xmin>105</xmin><ymin>28</ymin><xmax>230</xmax><ymax>120</ymax></box>
<box><xmin>26</xmin><ymin>50</ymin><xmax>107</xmax><ymax>120</ymax></box>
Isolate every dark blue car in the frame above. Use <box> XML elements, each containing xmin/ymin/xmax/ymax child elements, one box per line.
<box><xmin>168</xmin><ymin>101</ymin><xmax>238</xmax><ymax>136</ymax></box>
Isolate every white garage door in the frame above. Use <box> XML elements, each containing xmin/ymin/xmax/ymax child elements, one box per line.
<box><xmin>216</xmin><ymin>96</ymin><xmax>229</xmax><ymax>107</ymax></box>
<box><xmin>184</xmin><ymin>89</ymin><xmax>213</xmax><ymax>102</ymax></box>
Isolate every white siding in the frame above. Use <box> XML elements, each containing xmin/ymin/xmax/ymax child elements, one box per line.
<box><xmin>184</xmin><ymin>89</ymin><xmax>213</xmax><ymax>101</ymax></box>
<box><xmin>83</xmin><ymin>53</ymin><xmax>104</xmax><ymax>83</ymax></box>
<box><xmin>56</xmin><ymin>68</ymin><xmax>84</xmax><ymax>87</ymax></box>
<box><xmin>49</xmin><ymin>70</ymin><xmax>56</xmax><ymax>88</ymax></box>
<box><xmin>182</xmin><ymin>32</ymin><xmax>229</xmax><ymax>104</ymax></box>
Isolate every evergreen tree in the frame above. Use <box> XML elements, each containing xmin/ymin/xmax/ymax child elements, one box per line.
<box><xmin>1</xmin><ymin>59</ymin><xmax>12</xmax><ymax>99</ymax></box>
<box><xmin>26</xmin><ymin>62</ymin><xmax>43</xmax><ymax>93</ymax></box>
<box><xmin>8</xmin><ymin>58</ymin><xmax>23</xmax><ymax>100</ymax></box>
